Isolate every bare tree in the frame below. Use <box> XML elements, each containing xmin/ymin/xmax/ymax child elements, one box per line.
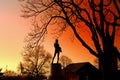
<box><xmin>20</xmin><ymin>0</ymin><xmax>120</xmax><ymax>80</ymax></box>
<box><xmin>60</xmin><ymin>55</ymin><xmax>72</xmax><ymax>69</ymax></box>
<box><xmin>19</xmin><ymin>45</ymin><xmax>52</xmax><ymax>80</ymax></box>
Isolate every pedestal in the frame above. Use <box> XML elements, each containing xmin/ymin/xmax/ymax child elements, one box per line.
<box><xmin>50</xmin><ymin>63</ymin><xmax>63</xmax><ymax>80</ymax></box>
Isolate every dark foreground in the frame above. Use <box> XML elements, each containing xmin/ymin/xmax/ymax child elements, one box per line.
<box><xmin>0</xmin><ymin>76</ymin><xmax>47</xmax><ymax>80</ymax></box>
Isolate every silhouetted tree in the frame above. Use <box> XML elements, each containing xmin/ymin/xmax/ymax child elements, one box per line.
<box><xmin>17</xmin><ymin>62</ymin><xmax>24</xmax><ymax>76</ymax></box>
<box><xmin>19</xmin><ymin>45</ymin><xmax>52</xmax><ymax>80</ymax></box>
<box><xmin>60</xmin><ymin>55</ymin><xmax>72</xmax><ymax>69</ymax></box>
<box><xmin>20</xmin><ymin>0</ymin><xmax>120</xmax><ymax>80</ymax></box>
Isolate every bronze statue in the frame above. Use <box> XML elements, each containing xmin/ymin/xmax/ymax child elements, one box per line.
<box><xmin>52</xmin><ymin>39</ymin><xmax>62</xmax><ymax>64</ymax></box>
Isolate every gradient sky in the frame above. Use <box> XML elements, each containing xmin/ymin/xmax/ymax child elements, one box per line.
<box><xmin>0</xmin><ymin>0</ymin><xmax>104</xmax><ymax>72</ymax></box>
<box><xmin>0</xmin><ymin>0</ymin><xmax>31</xmax><ymax>71</ymax></box>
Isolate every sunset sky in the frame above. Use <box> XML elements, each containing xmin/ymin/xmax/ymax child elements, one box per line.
<box><xmin>1</xmin><ymin>0</ymin><xmax>116</xmax><ymax>72</ymax></box>
<box><xmin>0</xmin><ymin>0</ymin><xmax>31</xmax><ymax>71</ymax></box>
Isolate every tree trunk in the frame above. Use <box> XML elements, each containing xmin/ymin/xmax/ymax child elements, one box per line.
<box><xmin>99</xmin><ymin>41</ymin><xmax>118</xmax><ymax>80</ymax></box>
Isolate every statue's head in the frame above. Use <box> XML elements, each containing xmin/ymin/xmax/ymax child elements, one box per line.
<box><xmin>55</xmin><ymin>39</ymin><xmax>58</xmax><ymax>43</ymax></box>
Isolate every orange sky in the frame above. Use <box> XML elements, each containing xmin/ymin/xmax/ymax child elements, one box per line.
<box><xmin>2</xmin><ymin>0</ymin><xmax>119</xmax><ymax>72</ymax></box>
<box><xmin>0</xmin><ymin>0</ymin><xmax>31</xmax><ymax>71</ymax></box>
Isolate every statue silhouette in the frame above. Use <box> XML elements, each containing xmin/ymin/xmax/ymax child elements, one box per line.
<box><xmin>52</xmin><ymin>39</ymin><xmax>62</xmax><ymax>64</ymax></box>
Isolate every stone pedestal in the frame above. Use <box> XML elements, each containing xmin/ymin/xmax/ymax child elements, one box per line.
<box><xmin>50</xmin><ymin>63</ymin><xmax>63</xmax><ymax>80</ymax></box>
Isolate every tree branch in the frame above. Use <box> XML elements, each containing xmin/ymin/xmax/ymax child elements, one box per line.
<box><xmin>55</xmin><ymin>1</ymin><xmax>99</xmax><ymax>58</ymax></box>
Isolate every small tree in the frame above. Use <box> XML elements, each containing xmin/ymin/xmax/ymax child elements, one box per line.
<box><xmin>60</xmin><ymin>55</ymin><xmax>72</xmax><ymax>69</ymax></box>
<box><xmin>19</xmin><ymin>45</ymin><xmax>52</xmax><ymax>80</ymax></box>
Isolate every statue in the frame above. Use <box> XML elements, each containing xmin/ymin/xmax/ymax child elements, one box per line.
<box><xmin>52</xmin><ymin>39</ymin><xmax>62</xmax><ymax>64</ymax></box>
